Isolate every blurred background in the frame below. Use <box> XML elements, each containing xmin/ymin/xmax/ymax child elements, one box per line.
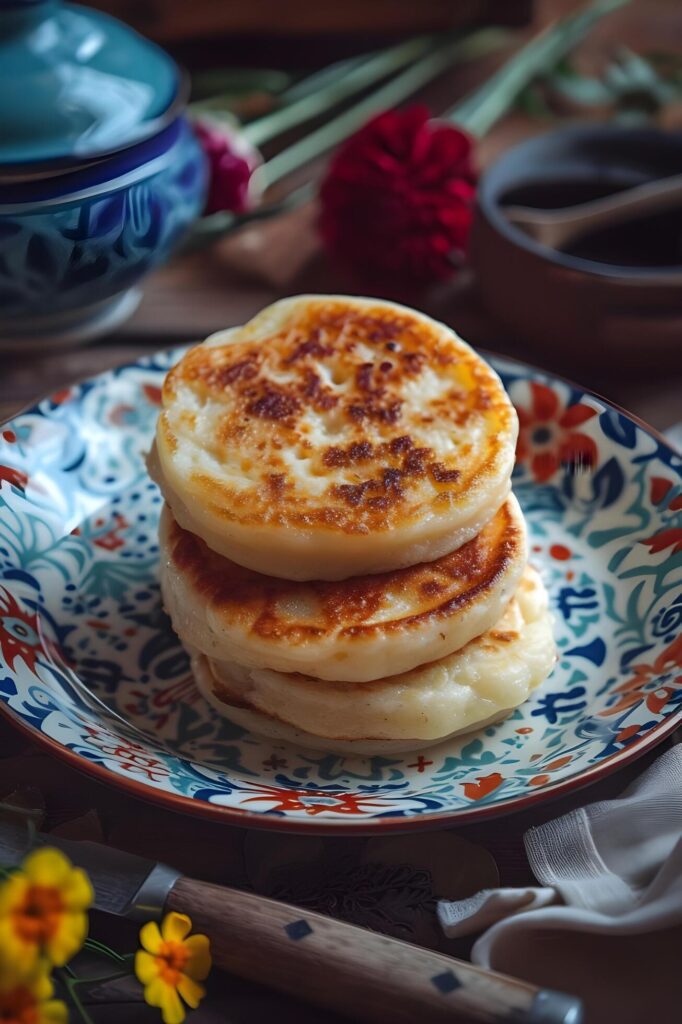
<box><xmin>86</xmin><ymin>0</ymin><xmax>534</xmax><ymax>66</ymax></box>
<box><xmin>2</xmin><ymin>0</ymin><xmax>682</xmax><ymax>432</ymax></box>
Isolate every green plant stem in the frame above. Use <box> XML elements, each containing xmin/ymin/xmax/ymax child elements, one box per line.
<box><xmin>60</xmin><ymin>975</ymin><xmax>96</xmax><ymax>1024</ymax></box>
<box><xmin>191</xmin><ymin>68</ymin><xmax>292</xmax><ymax>103</ymax></box>
<box><xmin>262</xmin><ymin>27</ymin><xmax>512</xmax><ymax>189</ymax></box>
<box><xmin>70</xmin><ymin>970</ymin><xmax>132</xmax><ymax>987</ymax></box>
<box><xmin>243</xmin><ymin>35</ymin><xmax>440</xmax><ymax>148</ymax></box>
<box><xmin>448</xmin><ymin>0</ymin><xmax>632</xmax><ymax>135</ymax></box>
<box><xmin>183</xmin><ymin>179</ymin><xmax>315</xmax><ymax>249</ymax></box>
<box><xmin>278</xmin><ymin>54</ymin><xmax>375</xmax><ymax>104</ymax></box>
<box><xmin>83</xmin><ymin>937</ymin><xmax>128</xmax><ymax>963</ymax></box>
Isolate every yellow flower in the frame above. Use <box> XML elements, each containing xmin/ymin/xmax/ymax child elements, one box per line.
<box><xmin>0</xmin><ymin>847</ymin><xmax>93</xmax><ymax>972</ymax></box>
<box><xmin>135</xmin><ymin>912</ymin><xmax>211</xmax><ymax>1024</ymax></box>
<box><xmin>0</xmin><ymin>953</ymin><xmax>67</xmax><ymax>1024</ymax></box>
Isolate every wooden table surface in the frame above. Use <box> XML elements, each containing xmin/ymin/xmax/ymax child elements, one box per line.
<box><xmin>1</xmin><ymin>2</ymin><xmax>681</xmax><ymax>1022</ymax></box>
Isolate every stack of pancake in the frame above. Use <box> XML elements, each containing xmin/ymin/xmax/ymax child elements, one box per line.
<box><xmin>149</xmin><ymin>296</ymin><xmax>555</xmax><ymax>754</ymax></box>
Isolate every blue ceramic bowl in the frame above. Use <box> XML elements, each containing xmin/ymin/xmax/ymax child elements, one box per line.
<box><xmin>0</xmin><ymin>118</ymin><xmax>207</xmax><ymax>344</ymax></box>
<box><xmin>0</xmin><ymin>0</ymin><xmax>208</xmax><ymax>345</ymax></box>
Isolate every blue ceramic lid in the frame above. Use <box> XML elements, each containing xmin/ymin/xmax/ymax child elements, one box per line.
<box><xmin>0</xmin><ymin>0</ymin><xmax>181</xmax><ymax>168</ymax></box>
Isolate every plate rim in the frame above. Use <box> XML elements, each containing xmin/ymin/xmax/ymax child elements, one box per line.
<box><xmin>0</xmin><ymin>347</ymin><xmax>680</xmax><ymax>833</ymax></box>
<box><xmin>0</xmin><ymin>696</ymin><xmax>679</xmax><ymax>834</ymax></box>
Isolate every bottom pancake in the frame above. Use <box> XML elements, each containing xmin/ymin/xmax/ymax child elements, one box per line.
<box><xmin>191</xmin><ymin>657</ymin><xmax>512</xmax><ymax>754</ymax></box>
<box><xmin>189</xmin><ymin>565</ymin><xmax>555</xmax><ymax>754</ymax></box>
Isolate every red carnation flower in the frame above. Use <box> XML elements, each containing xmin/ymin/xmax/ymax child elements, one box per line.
<box><xmin>319</xmin><ymin>105</ymin><xmax>477</xmax><ymax>284</ymax></box>
<box><xmin>193</xmin><ymin>117</ymin><xmax>262</xmax><ymax>216</ymax></box>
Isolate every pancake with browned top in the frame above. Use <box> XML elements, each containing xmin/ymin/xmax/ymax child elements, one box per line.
<box><xmin>158</xmin><ymin>494</ymin><xmax>527</xmax><ymax>682</ymax></box>
<box><xmin>151</xmin><ymin>295</ymin><xmax>518</xmax><ymax>580</ymax></box>
<box><xmin>190</xmin><ymin>565</ymin><xmax>555</xmax><ymax>754</ymax></box>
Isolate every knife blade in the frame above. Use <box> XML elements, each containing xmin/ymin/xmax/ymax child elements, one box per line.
<box><xmin>0</xmin><ymin>816</ymin><xmax>179</xmax><ymax>921</ymax></box>
<box><xmin>0</xmin><ymin>818</ymin><xmax>582</xmax><ymax>1024</ymax></box>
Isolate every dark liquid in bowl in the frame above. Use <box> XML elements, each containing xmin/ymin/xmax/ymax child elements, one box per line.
<box><xmin>565</xmin><ymin>211</ymin><xmax>682</xmax><ymax>267</ymax></box>
<box><xmin>501</xmin><ymin>180</ymin><xmax>682</xmax><ymax>268</ymax></box>
<box><xmin>501</xmin><ymin>181</ymin><xmax>632</xmax><ymax>209</ymax></box>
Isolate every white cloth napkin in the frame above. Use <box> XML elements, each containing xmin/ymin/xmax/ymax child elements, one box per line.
<box><xmin>438</xmin><ymin>745</ymin><xmax>682</xmax><ymax>1023</ymax></box>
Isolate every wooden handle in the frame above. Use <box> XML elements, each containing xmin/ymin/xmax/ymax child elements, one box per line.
<box><xmin>167</xmin><ymin>877</ymin><xmax>570</xmax><ymax>1024</ymax></box>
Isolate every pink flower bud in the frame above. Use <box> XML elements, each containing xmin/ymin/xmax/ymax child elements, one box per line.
<box><xmin>193</xmin><ymin>117</ymin><xmax>262</xmax><ymax>216</ymax></box>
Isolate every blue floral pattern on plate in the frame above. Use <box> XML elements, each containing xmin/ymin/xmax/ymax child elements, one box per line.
<box><xmin>0</xmin><ymin>352</ymin><xmax>680</xmax><ymax>830</ymax></box>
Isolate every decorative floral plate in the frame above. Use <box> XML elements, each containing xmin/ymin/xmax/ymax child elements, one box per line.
<box><xmin>0</xmin><ymin>351</ymin><xmax>680</xmax><ymax>832</ymax></box>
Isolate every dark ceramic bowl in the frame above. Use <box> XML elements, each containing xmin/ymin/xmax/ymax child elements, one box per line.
<box><xmin>471</xmin><ymin>124</ymin><xmax>682</xmax><ymax>371</ymax></box>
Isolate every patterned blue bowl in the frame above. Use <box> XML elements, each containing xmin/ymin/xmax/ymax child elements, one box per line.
<box><xmin>0</xmin><ymin>118</ymin><xmax>208</xmax><ymax>345</ymax></box>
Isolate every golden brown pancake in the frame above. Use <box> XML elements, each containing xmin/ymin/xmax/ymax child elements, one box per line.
<box><xmin>158</xmin><ymin>494</ymin><xmax>527</xmax><ymax>682</ymax></box>
<box><xmin>152</xmin><ymin>295</ymin><xmax>518</xmax><ymax>580</ymax></box>
<box><xmin>190</xmin><ymin>566</ymin><xmax>556</xmax><ymax>754</ymax></box>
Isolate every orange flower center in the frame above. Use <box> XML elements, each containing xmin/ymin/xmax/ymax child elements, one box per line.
<box><xmin>0</xmin><ymin>985</ymin><xmax>39</xmax><ymax>1024</ymax></box>
<box><xmin>158</xmin><ymin>940</ymin><xmax>189</xmax><ymax>986</ymax></box>
<box><xmin>13</xmin><ymin>884</ymin><xmax>64</xmax><ymax>945</ymax></box>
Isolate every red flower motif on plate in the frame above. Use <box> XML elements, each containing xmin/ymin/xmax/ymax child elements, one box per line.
<box><xmin>143</xmin><ymin>384</ymin><xmax>162</xmax><ymax>406</ymax></box>
<box><xmin>648</xmin><ymin>476</ymin><xmax>682</xmax><ymax>511</ymax></box>
<box><xmin>461</xmin><ymin>772</ymin><xmax>504</xmax><ymax>800</ymax></box>
<box><xmin>515</xmin><ymin>382</ymin><xmax>597</xmax><ymax>483</ymax></box>
<box><xmin>600</xmin><ymin>634</ymin><xmax>682</xmax><ymax>718</ymax></box>
<box><xmin>83</xmin><ymin>725</ymin><xmax>171</xmax><ymax>781</ymax></box>
<box><xmin>0</xmin><ymin>587</ymin><xmax>41</xmax><ymax>674</ymax></box>
<box><xmin>92</xmin><ymin>513</ymin><xmax>129</xmax><ymax>551</ymax></box>
<box><xmin>240</xmin><ymin>784</ymin><xmax>386</xmax><ymax>816</ymax></box>
<box><xmin>639</xmin><ymin>528</ymin><xmax>682</xmax><ymax>557</ymax></box>
<box><xmin>0</xmin><ymin>464</ymin><xmax>28</xmax><ymax>491</ymax></box>
<box><xmin>528</xmin><ymin>754</ymin><xmax>573</xmax><ymax>788</ymax></box>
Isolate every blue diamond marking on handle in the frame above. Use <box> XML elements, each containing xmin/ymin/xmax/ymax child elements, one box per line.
<box><xmin>285</xmin><ymin>919</ymin><xmax>313</xmax><ymax>941</ymax></box>
<box><xmin>431</xmin><ymin>970</ymin><xmax>461</xmax><ymax>994</ymax></box>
